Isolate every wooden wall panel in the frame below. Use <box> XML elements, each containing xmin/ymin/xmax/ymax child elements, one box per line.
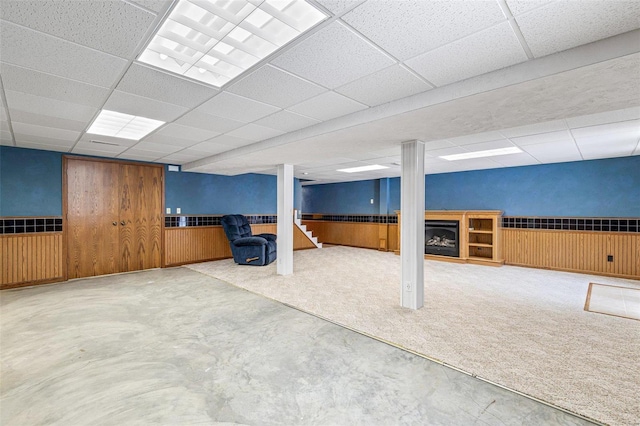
<box><xmin>388</xmin><ymin>224</ymin><xmax>399</xmax><ymax>252</ymax></box>
<box><xmin>502</xmin><ymin>229</ymin><xmax>639</xmax><ymax>279</ymax></box>
<box><xmin>0</xmin><ymin>233</ymin><xmax>64</xmax><ymax>288</ymax></box>
<box><xmin>303</xmin><ymin>221</ymin><xmax>380</xmax><ymax>249</ymax></box>
<box><xmin>164</xmin><ymin>224</ymin><xmax>318</xmax><ymax>266</ymax></box>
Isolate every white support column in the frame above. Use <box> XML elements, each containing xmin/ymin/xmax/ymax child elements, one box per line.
<box><xmin>400</xmin><ymin>140</ymin><xmax>425</xmax><ymax>310</ymax></box>
<box><xmin>277</xmin><ymin>164</ymin><xmax>294</xmax><ymax>275</ymax></box>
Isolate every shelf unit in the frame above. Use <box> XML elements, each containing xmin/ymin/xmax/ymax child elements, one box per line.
<box><xmin>466</xmin><ymin>213</ymin><xmax>503</xmax><ymax>266</ymax></box>
<box><xmin>395</xmin><ymin>210</ymin><xmax>504</xmax><ymax>266</ymax></box>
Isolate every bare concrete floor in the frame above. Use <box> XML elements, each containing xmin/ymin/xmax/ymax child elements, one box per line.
<box><xmin>1</xmin><ymin>267</ymin><xmax>593</xmax><ymax>425</ymax></box>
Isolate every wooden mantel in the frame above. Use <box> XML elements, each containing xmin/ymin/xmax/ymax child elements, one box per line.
<box><xmin>395</xmin><ymin>210</ymin><xmax>504</xmax><ymax>266</ymax></box>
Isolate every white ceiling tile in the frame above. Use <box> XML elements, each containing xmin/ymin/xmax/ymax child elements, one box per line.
<box><xmin>103</xmin><ymin>91</ymin><xmax>189</xmax><ymax>123</ymax></box>
<box><xmin>127</xmin><ymin>0</ymin><xmax>171</xmax><ymax>13</ymax></box>
<box><xmin>128</xmin><ymin>141</ymin><xmax>184</xmax><ymax>154</ymax></box>
<box><xmin>73</xmin><ymin>141</ymin><xmax>129</xmax><ymax>155</ymax></box>
<box><xmin>78</xmin><ymin>133</ymin><xmax>138</xmax><ymax>147</ymax></box>
<box><xmin>288</xmin><ymin>91</ymin><xmax>367</xmax><ymax>121</ymax></box>
<box><xmin>1</xmin><ymin>137</ymin><xmax>15</xmax><ymax>146</ymax></box>
<box><xmin>405</xmin><ymin>22</ymin><xmax>528</xmax><ymax>87</ymax></box>
<box><xmin>521</xmin><ymin>140</ymin><xmax>583</xmax><ymax>163</ymax></box>
<box><xmin>342</xmin><ymin>0</ymin><xmax>505</xmax><ymax>61</ymax></box>
<box><xmin>185</xmin><ymin>142</ymin><xmax>230</xmax><ymax>155</ymax></box>
<box><xmin>175</xmin><ymin>110</ymin><xmax>245</xmax><ymax>134</ymax></box>
<box><xmin>197</xmin><ymin>92</ymin><xmax>280</xmax><ymax>122</ymax></box>
<box><xmin>335</xmin><ymin>64</ymin><xmax>432</xmax><ymax>107</ymax></box>
<box><xmin>12</xmin><ymin>132</ymin><xmax>75</xmax><ymax>147</ymax></box>
<box><xmin>227</xmin><ymin>65</ymin><xmax>326</xmax><ymax>108</ymax></box>
<box><xmin>116</xmin><ymin>149</ymin><xmax>164</xmax><ymax>161</ymax></box>
<box><xmin>153</xmin><ymin>123</ymin><xmax>220</xmax><ymax>142</ymax></box>
<box><xmin>447</xmin><ymin>131</ymin><xmax>507</xmax><ymax>146</ymax></box>
<box><xmin>0</xmin><ymin>0</ymin><xmax>156</xmax><ymax>57</ymax></box>
<box><xmin>315</xmin><ymin>0</ymin><xmax>365</xmax><ymax>15</ymax></box>
<box><xmin>11</xmin><ymin>122</ymin><xmax>80</xmax><ymax>141</ymax></box>
<box><xmin>511</xmin><ymin>130</ymin><xmax>575</xmax><ymax>146</ymax></box>
<box><xmin>571</xmin><ymin>120</ymin><xmax>640</xmax><ymax>159</ymax></box>
<box><xmin>4</xmin><ymin>90</ymin><xmax>98</xmax><ymax>123</ymax></box>
<box><xmin>116</xmin><ymin>64</ymin><xmax>218</xmax><ymax>108</ymax></box>
<box><xmin>226</xmin><ymin>124</ymin><xmax>285</xmax><ymax>142</ymax></box>
<box><xmin>424</xmin><ymin>140</ymin><xmax>454</xmax><ymax>151</ymax></box>
<box><xmin>566</xmin><ymin>107</ymin><xmax>640</xmax><ymax>129</ymax></box>
<box><xmin>500</xmin><ymin>119</ymin><xmax>568</xmax><ymax>138</ymax></box>
<box><xmin>158</xmin><ymin>152</ymin><xmax>203</xmax><ymax>164</ymax></box>
<box><xmin>14</xmin><ymin>141</ymin><xmax>71</xmax><ymax>152</ymax></box>
<box><xmin>253</xmin><ymin>110</ymin><xmax>321</xmax><ymax>132</ymax></box>
<box><xmin>9</xmin><ymin>110</ymin><xmax>88</xmax><ymax>132</ymax></box>
<box><xmin>143</xmin><ymin>133</ymin><xmax>201</xmax><ymax>148</ymax></box>
<box><xmin>461</xmin><ymin>139</ymin><xmax>516</xmax><ymax>152</ymax></box>
<box><xmin>504</xmin><ymin>0</ymin><xmax>553</xmax><ymax>16</ymax></box>
<box><xmin>424</xmin><ymin>146</ymin><xmax>468</xmax><ymax>158</ymax></box>
<box><xmin>206</xmin><ymin>134</ymin><xmax>256</xmax><ymax>148</ymax></box>
<box><xmin>515</xmin><ymin>1</ymin><xmax>640</xmax><ymax>57</ymax></box>
<box><xmin>0</xmin><ymin>21</ymin><xmax>128</xmax><ymax>88</ymax></box>
<box><xmin>490</xmin><ymin>152</ymin><xmax>540</xmax><ymax>167</ymax></box>
<box><xmin>271</xmin><ymin>21</ymin><xmax>395</xmax><ymax>89</ymax></box>
<box><xmin>1</xmin><ymin>64</ymin><xmax>109</xmax><ymax>107</ymax></box>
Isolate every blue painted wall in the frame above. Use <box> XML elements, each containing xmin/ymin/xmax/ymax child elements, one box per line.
<box><xmin>0</xmin><ymin>146</ymin><xmax>63</xmax><ymax>216</ymax></box>
<box><xmin>0</xmin><ymin>146</ymin><xmax>283</xmax><ymax>217</ymax></box>
<box><xmin>302</xmin><ymin>179</ymin><xmax>380</xmax><ymax>214</ymax></box>
<box><xmin>165</xmin><ymin>169</ymin><xmax>277</xmax><ymax>214</ymax></box>
<box><xmin>303</xmin><ymin>156</ymin><xmax>640</xmax><ymax>217</ymax></box>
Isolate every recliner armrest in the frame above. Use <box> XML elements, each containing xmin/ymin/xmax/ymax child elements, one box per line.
<box><xmin>257</xmin><ymin>233</ymin><xmax>277</xmax><ymax>242</ymax></box>
<box><xmin>233</xmin><ymin>236</ymin><xmax>268</xmax><ymax>246</ymax></box>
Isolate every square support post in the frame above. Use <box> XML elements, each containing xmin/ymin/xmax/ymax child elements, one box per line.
<box><xmin>400</xmin><ymin>140</ymin><xmax>425</xmax><ymax>309</ymax></box>
<box><xmin>277</xmin><ymin>164</ymin><xmax>294</xmax><ymax>275</ymax></box>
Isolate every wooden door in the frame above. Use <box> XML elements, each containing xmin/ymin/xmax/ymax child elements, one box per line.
<box><xmin>66</xmin><ymin>158</ymin><xmax>120</xmax><ymax>279</ymax></box>
<box><xmin>66</xmin><ymin>158</ymin><xmax>163</xmax><ymax>279</ymax></box>
<box><xmin>119</xmin><ymin>164</ymin><xmax>163</xmax><ymax>272</ymax></box>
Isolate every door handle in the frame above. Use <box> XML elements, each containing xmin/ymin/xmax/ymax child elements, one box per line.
<box><xmin>112</xmin><ymin>221</ymin><xmax>117</xmax><ymax>226</ymax></box>
<box><xmin>121</xmin><ymin>221</ymin><xmax>126</xmax><ymax>226</ymax></box>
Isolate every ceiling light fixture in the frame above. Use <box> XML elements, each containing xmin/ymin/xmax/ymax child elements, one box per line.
<box><xmin>440</xmin><ymin>147</ymin><xmax>522</xmax><ymax>161</ymax></box>
<box><xmin>137</xmin><ymin>0</ymin><xmax>327</xmax><ymax>88</ymax></box>
<box><xmin>86</xmin><ymin>110</ymin><xmax>165</xmax><ymax>140</ymax></box>
<box><xmin>337</xmin><ymin>164</ymin><xmax>390</xmax><ymax>173</ymax></box>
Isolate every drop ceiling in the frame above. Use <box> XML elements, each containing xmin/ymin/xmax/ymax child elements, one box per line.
<box><xmin>0</xmin><ymin>0</ymin><xmax>639</xmax><ymax>185</ymax></box>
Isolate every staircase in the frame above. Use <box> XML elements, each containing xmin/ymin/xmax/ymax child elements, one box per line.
<box><xmin>294</xmin><ymin>213</ymin><xmax>322</xmax><ymax>248</ymax></box>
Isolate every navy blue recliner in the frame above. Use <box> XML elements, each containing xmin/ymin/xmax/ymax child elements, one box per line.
<box><xmin>221</xmin><ymin>214</ymin><xmax>277</xmax><ymax>266</ymax></box>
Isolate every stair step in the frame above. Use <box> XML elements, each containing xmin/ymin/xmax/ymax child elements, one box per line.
<box><xmin>299</xmin><ymin>224</ymin><xmax>307</xmax><ymax>232</ymax></box>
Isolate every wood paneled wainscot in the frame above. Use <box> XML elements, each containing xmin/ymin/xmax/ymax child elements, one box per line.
<box><xmin>1</xmin><ymin>233</ymin><xmax>64</xmax><ymax>289</ymax></box>
<box><xmin>302</xmin><ymin>220</ymin><xmax>399</xmax><ymax>252</ymax></box>
<box><xmin>165</xmin><ymin>224</ymin><xmax>317</xmax><ymax>267</ymax></box>
<box><xmin>503</xmin><ymin>228</ymin><xmax>639</xmax><ymax>279</ymax></box>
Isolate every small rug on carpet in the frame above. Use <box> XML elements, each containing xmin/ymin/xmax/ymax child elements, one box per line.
<box><xmin>585</xmin><ymin>282</ymin><xmax>640</xmax><ymax>321</ymax></box>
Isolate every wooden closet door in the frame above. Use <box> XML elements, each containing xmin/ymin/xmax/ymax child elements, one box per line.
<box><xmin>119</xmin><ymin>164</ymin><xmax>163</xmax><ymax>272</ymax></box>
<box><xmin>66</xmin><ymin>159</ymin><xmax>120</xmax><ymax>279</ymax></box>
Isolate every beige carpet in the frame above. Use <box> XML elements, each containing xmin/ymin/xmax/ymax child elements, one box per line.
<box><xmin>187</xmin><ymin>246</ymin><xmax>640</xmax><ymax>426</ymax></box>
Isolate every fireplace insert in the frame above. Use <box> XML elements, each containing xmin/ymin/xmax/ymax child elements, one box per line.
<box><xmin>425</xmin><ymin>220</ymin><xmax>459</xmax><ymax>257</ymax></box>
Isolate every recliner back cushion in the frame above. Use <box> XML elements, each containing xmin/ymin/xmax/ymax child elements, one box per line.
<box><xmin>221</xmin><ymin>215</ymin><xmax>253</xmax><ymax>241</ymax></box>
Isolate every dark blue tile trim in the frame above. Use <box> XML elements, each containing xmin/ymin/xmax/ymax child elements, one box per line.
<box><xmin>301</xmin><ymin>214</ymin><xmax>398</xmax><ymax>224</ymax></box>
<box><xmin>164</xmin><ymin>215</ymin><xmax>278</xmax><ymax>228</ymax></box>
<box><xmin>502</xmin><ymin>217</ymin><xmax>639</xmax><ymax>233</ymax></box>
<box><xmin>0</xmin><ymin>217</ymin><xmax>62</xmax><ymax>234</ymax></box>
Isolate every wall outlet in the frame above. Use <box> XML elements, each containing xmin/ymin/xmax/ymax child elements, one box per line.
<box><xmin>607</xmin><ymin>255</ymin><xmax>614</xmax><ymax>262</ymax></box>
<box><xmin>176</xmin><ymin>208</ymin><xmax>181</xmax><ymax>214</ymax></box>
<box><xmin>166</xmin><ymin>208</ymin><xmax>171</xmax><ymax>214</ymax></box>
<box><xmin>370</xmin><ymin>198</ymin><xmax>374</xmax><ymax>204</ymax></box>
<box><xmin>405</xmin><ymin>281</ymin><xmax>412</xmax><ymax>292</ymax></box>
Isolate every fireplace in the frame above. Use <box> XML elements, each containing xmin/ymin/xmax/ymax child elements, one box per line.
<box><xmin>425</xmin><ymin>220</ymin><xmax>459</xmax><ymax>257</ymax></box>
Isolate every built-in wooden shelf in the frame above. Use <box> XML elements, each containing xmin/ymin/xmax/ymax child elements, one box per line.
<box><xmin>395</xmin><ymin>210</ymin><xmax>504</xmax><ymax>267</ymax></box>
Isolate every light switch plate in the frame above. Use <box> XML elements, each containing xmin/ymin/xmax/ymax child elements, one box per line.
<box><xmin>166</xmin><ymin>208</ymin><xmax>171</xmax><ymax>214</ymax></box>
<box><xmin>176</xmin><ymin>208</ymin><xmax>181</xmax><ymax>214</ymax></box>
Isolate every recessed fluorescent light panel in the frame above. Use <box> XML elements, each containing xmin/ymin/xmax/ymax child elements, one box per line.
<box><xmin>137</xmin><ymin>0</ymin><xmax>328</xmax><ymax>87</ymax></box>
<box><xmin>337</xmin><ymin>164</ymin><xmax>390</xmax><ymax>173</ymax></box>
<box><xmin>86</xmin><ymin>110</ymin><xmax>165</xmax><ymax>140</ymax></box>
<box><xmin>440</xmin><ymin>147</ymin><xmax>522</xmax><ymax>161</ymax></box>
